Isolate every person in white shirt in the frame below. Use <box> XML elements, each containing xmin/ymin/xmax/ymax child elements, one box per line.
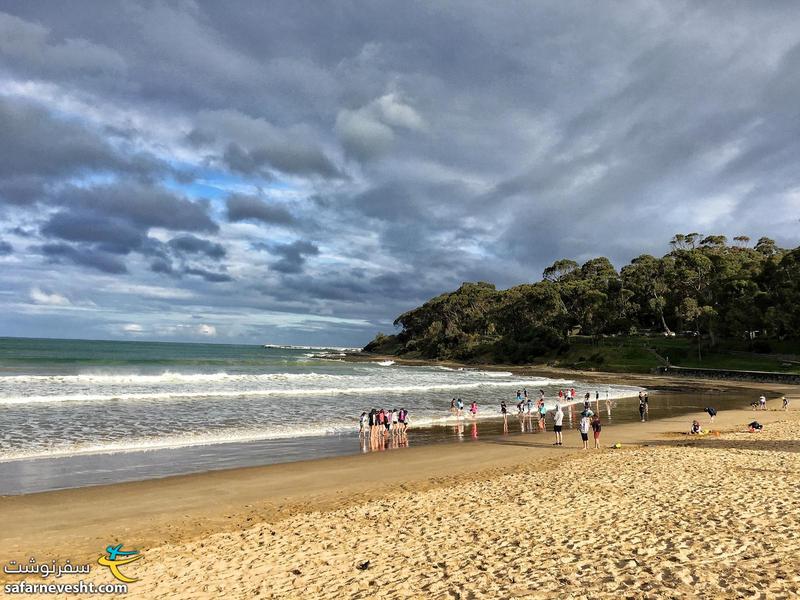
<box><xmin>552</xmin><ymin>404</ymin><xmax>564</xmax><ymax>446</ymax></box>
<box><xmin>359</xmin><ymin>412</ymin><xmax>368</xmax><ymax>436</ymax></box>
<box><xmin>579</xmin><ymin>414</ymin><xmax>591</xmax><ymax>450</ymax></box>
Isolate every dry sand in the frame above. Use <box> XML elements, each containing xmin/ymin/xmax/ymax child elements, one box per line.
<box><xmin>2</xmin><ymin>395</ymin><xmax>799</xmax><ymax>599</ymax></box>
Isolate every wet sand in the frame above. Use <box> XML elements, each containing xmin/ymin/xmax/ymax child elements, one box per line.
<box><xmin>1</xmin><ymin>382</ymin><xmax>797</xmax><ymax>598</ymax></box>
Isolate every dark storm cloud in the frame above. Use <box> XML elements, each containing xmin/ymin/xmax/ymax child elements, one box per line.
<box><xmin>41</xmin><ymin>211</ymin><xmax>145</xmax><ymax>253</ymax></box>
<box><xmin>0</xmin><ymin>10</ymin><xmax>125</xmax><ymax>79</ymax></box>
<box><xmin>269</xmin><ymin>240</ymin><xmax>320</xmax><ymax>274</ymax></box>
<box><xmin>225</xmin><ymin>193</ymin><xmax>296</xmax><ymax>226</ymax></box>
<box><xmin>167</xmin><ymin>234</ymin><xmax>226</xmax><ymax>260</ymax></box>
<box><xmin>53</xmin><ymin>183</ymin><xmax>218</xmax><ymax>233</ymax></box>
<box><xmin>0</xmin><ymin>176</ymin><xmax>46</xmax><ymax>206</ymax></box>
<box><xmin>222</xmin><ymin>142</ymin><xmax>341</xmax><ymax>179</ymax></box>
<box><xmin>40</xmin><ymin>242</ymin><xmax>128</xmax><ymax>274</ymax></box>
<box><xmin>0</xmin><ymin>96</ymin><xmax>159</xmax><ymax>187</ymax></box>
<box><xmin>0</xmin><ymin>240</ymin><xmax>12</xmax><ymax>255</ymax></box>
<box><xmin>188</xmin><ymin>109</ymin><xmax>343</xmax><ymax>179</ymax></box>
<box><xmin>150</xmin><ymin>258</ymin><xmax>175</xmax><ymax>275</ymax></box>
<box><xmin>2</xmin><ymin>1</ymin><xmax>800</xmax><ymax>344</ymax></box>
<box><xmin>183</xmin><ymin>267</ymin><xmax>233</xmax><ymax>283</ymax></box>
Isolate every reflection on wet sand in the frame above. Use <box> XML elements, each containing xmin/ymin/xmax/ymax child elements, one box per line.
<box><xmin>362</xmin><ymin>430</ymin><xmax>409</xmax><ymax>453</ymax></box>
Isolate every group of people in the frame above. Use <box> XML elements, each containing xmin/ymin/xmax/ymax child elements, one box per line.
<box><xmin>449</xmin><ymin>397</ymin><xmax>479</xmax><ymax>419</ymax></box>
<box><xmin>690</xmin><ymin>393</ymin><xmax>791</xmax><ymax>434</ymax></box>
<box><xmin>551</xmin><ymin>401</ymin><xmax>603</xmax><ymax>450</ymax></box>
<box><xmin>358</xmin><ymin>390</ymin><xmax>791</xmax><ymax>448</ymax></box>
<box><xmin>359</xmin><ymin>408</ymin><xmax>409</xmax><ymax>438</ymax></box>
<box><xmin>498</xmin><ymin>388</ymin><xmax>607</xmax><ymax>450</ymax></box>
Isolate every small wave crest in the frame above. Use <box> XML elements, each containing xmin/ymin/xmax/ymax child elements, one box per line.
<box><xmin>0</xmin><ymin>378</ymin><xmax>575</xmax><ymax>405</ymax></box>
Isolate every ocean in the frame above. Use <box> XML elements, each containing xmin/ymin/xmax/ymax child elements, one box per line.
<box><xmin>0</xmin><ymin>337</ymin><xmax>644</xmax><ymax>493</ymax></box>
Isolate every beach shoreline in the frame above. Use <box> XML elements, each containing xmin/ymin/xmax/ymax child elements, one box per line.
<box><xmin>1</xmin><ymin>372</ymin><xmax>796</xmax><ymax>596</ymax></box>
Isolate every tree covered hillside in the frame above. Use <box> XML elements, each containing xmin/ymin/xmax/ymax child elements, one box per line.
<box><xmin>364</xmin><ymin>234</ymin><xmax>800</xmax><ymax>365</ymax></box>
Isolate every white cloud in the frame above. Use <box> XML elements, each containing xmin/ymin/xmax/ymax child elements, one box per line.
<box><xmin>103</xmin><ymin>283</ymin><xmax>194</xmax><ymax>300</ymax></box>
<box><xmin>29</xmin><ymin>287</ymin><xmax>71</xmax><ymax>306</ymax></box>
<box><xmin>335</xmin><ymin>93</ymin><xmax>426</xmax><ymax>159</ymax></box>
<box><xmin>197</xmin><ymin>324</ymin><xmax>217</xmax><ymax>336</ymax></box>
<box><xmin>123</xmin><ymin>323</ymin><xmax>143</xmax><ymax>333</ymax></box>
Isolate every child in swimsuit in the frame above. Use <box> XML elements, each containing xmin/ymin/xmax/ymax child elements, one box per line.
<box><xmin>591</xmin><ymin>415</ymin><xmax>601</xmax><ymax>448</ymax></box>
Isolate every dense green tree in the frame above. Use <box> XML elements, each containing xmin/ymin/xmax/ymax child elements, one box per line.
<box><xmin>366</xmin><ymin>233</ymin><xmax>799</xmax><ymax>364</ymax></box>
<box><xmin>621</xmin><ymin>254</ymin><xmax>673</xmax><ymax>334</ymax></box>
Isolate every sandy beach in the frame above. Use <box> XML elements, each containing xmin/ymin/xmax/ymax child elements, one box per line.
<box><xmin>1</xmin><ymin>384</ymin><xmax>798</xmax><ymax>599</ymax></box>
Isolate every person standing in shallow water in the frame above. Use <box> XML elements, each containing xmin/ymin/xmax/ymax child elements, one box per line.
<box><xmin>500</xmin><ymin>400</ymin><xmax>508</xmax><ymax>433</ymax></box>
<box><xmin>359</xmin><ymin>412</ymin><xmax>367</xmax><ymax>437</ymax></box>
<box><xmin>538</xmin><ymin>398</ymin><xmax>547</xmax><ymax>431</ymax></box>
<box><xmin>639</xmin><ymin>394</ymin><xmax>647</xmax><ymax>422</ymax></box>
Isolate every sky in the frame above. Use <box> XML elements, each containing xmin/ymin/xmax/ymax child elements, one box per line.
<box><xmin>1</xmin><ymin>1</ymin><xmax>800</xmax><ymax>346</ymax></box>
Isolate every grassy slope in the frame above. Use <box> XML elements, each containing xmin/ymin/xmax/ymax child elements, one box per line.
<box><xmin>544</xmin><ymin>336</ymin><xmax>800</xmax><ymax>374</ymax></box>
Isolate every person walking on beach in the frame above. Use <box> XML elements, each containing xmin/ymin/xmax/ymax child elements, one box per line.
<box><xmin>704</xmin><ymin>407</ymin><xmax>717</xmax><ymax>423</ymax></box>
<box><xmin>501</xmin><ymin>400</ymin><xmax>508</xmax><ymax>432</ymax></box>
<box><xmin>759</xmin><ymin>394</ymin><xmax>767</xmax><ymax>410</ymax></box>
<box><xmin>552</xmin><ymin>403</ymin><xmax>564</xmax><ymax>446</ymax></box>
<box><xmin>450</xmin><ymin>398</ymin><xmax>456</xmax><ymax>416</ymax></box>
<box><xmin>644</xmin><ymin>392</ymin><xmax>650</xmax><ymax>416</ymax></box>
<box><xmin>591</xmin><ymin>414</ymin><xmax>602</xmax><ymax>449</ymax></box>
<box><xmin>369</xmin><ymin>409</ymin><xmax>378</xmax><ymax>438</ymax></box>
<box><xmin>639</xmin><ymin>394</ymin><xmax>647</xmax><ymax>422</ymax></box>
<box><xmin>579</xmin><ymin>413</ymin><xmax>591</xmax><ymax>450</ymax></box>
<box><xmin>359</xmin><ymin>412</ymin><xmax>368</xmax><ymax>437</ymax></box>
<box><xmin>538</xmin><ymin>398</ymin><xmax>547</xmax><ymax>431</ymax></box>
<box><xmin>783</xmin><ymin>396</ymin><xmax>789</xmax><ymax>411</ymax></box>
<box><xmin>456</xmin><ymin>398</ymin><xmax>464</xmax><ymax>417</ymax></box>
<box><xmin>391</xmin><ymin>409</ymin><xmax>399</xmax><ymax>434</ymax></box>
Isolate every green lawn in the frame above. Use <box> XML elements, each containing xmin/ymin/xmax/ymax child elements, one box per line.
<box><xmin>542</xmin><ymin>336</ymin><xmax>800</xmax><ymax>374</ymax></box>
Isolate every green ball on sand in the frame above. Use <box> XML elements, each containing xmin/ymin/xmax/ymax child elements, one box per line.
<box><xmin>614</xmin><ymin>443</ymin><xmax>622</xmax><ymax>449</ymax></box>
